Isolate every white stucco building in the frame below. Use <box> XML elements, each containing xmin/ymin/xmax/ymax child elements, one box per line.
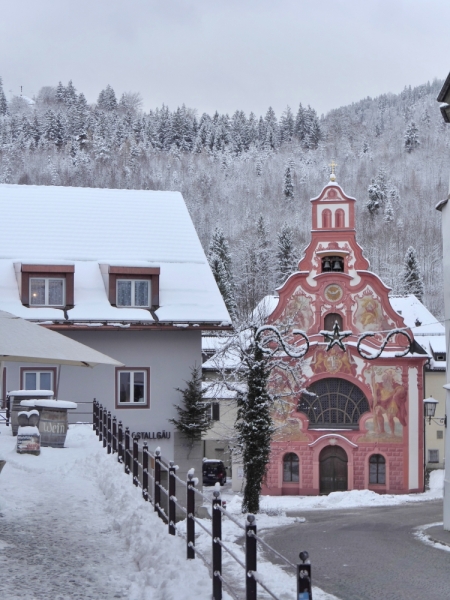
<box><xmin>0</xmin><ymin>184</ymin><xmax>231</xmax><ymax>475</ymax></box>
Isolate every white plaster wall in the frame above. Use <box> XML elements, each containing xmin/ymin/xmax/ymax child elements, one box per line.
<box><xmin>440</xmin><ymin>199</ymin><xmax>450</xmax><ymax>529</ymax></box>
<box><xmin>3</xmin><ymin>329</ymin><xmax>202</xmax><ymax>463</ymax></box>
<box><xmin>424</xmin><ymin>370</ymin><xmax>446</xmax><ymax>468</ymax></box>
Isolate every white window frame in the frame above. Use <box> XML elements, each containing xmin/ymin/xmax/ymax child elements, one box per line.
<box><xmin>116</xmin><ymin>279</ymin><xmax>150</xmax><ymax>308</ymax></box>
<box><xmin>116</xmin><ymin>368</ymin><xmax>149</xmax><ymax>407</ymax></box>
<box><xmin>22</xmin><ymin>369</ymin><xmax>55</xmax><ymax>391</ymax></box>
<box><xmin>29</xmin><ymin>277</ymin><xmax>65</xmax><ymax>307</ymax></box>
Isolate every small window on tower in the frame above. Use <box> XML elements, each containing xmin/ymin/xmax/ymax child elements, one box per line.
<box><xmin>322</xmin><ymin>209</ymin><xmax>332</xmax><ymax>228</ymax></box>
<box><xmin>335</xmin><ymin>209</ymin><xmax>345</xmax><ymax>228</ymax></box>
<box><xmin>321</xmin><ymin>256</ymin><xmax>344</xmax><ymax>273</ymax></box>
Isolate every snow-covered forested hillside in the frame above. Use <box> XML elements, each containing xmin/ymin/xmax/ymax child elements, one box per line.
<box><xmin>0</xmin><ymin>78</ymin><xmax>448</xmax><ymax>318</ymax></box>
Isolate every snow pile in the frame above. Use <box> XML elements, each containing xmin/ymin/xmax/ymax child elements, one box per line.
<box><xmin>92</xmin><ymin>445</ymin><xmax>213</xmax><ymax>599</ymax></box>
<box><xmin>20</xmin><ymin>399</ymin><xmax>78</xmax><ymax>409</ymax></box>
<box><xmin>222</xmin><ymin>472</ymin><xmax>444</xmax><ymax>515</ymax></box>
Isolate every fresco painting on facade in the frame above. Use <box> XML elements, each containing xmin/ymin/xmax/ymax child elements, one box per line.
<box><xmin>353</xmin><ymin>291</ymin><xmax>393</xmax><ymax>332</ymax></box>
<box><xmin>274</xmin><ymin>288</ymin><xmax>314</xmax><ymax>330</ymax></box>
<box><xmin>312</xmin><ymin>347</ymin><xmax>356</xmax><ymax>376</ymax></box>
<box><xmin>367</xmin><ymin>366</ymin><xmax>407</xmax><ymax>434</ymax></box>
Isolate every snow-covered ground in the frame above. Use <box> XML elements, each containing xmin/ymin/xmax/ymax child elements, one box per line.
<box><xmin>0</xmin><ymin>424</ymin><xmax>443</xmax><ymax>599</ymax></box>
<box><xmin>0</xmin><ymin>425</ymin><xmax>213</xmax><ymax>600</ymax></box>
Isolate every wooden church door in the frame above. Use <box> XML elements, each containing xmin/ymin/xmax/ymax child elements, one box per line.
<box><xmin>319</xmin><ymin>446</ymin><xmax>348</xmax><ymax>494</ymax></box>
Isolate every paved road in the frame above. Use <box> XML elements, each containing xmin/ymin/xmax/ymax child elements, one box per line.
<box><xmin>263</xmin><ymin>500</ymin><xmax>449</xmax><ymax>600</ymax></box>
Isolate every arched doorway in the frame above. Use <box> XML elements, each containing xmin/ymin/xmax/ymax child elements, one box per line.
<box><xmin>319</xmin><ymin>446</ymin><xmax>348</xmax><ymax>494</ymax></box>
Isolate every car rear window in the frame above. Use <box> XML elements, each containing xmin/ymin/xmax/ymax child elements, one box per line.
<box><xmin>203</xmin><ymin>463</ymin><xmax>223</xmax><ymax>473</ymax></box>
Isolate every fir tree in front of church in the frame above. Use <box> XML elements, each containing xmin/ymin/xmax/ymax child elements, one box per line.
<box><xmin>169</xmin><ymin>366</ymin><xmax>211</xmax><ymax>444</ymax></box>
<box><xmin>235</xmin><ymin>335</ymin><xmax>274</xmax><ymax>514</ymax></box>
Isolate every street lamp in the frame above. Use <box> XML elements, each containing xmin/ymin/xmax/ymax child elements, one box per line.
<box><xmin>424</xmin><ymin>396</ymin><xmax>439</xmax><ymax>423</ymax></box>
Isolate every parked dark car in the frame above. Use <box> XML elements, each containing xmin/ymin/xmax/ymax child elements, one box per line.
<box><xmin>203</xmin><ymin>459</ymin><xmax>227</xmax><ymax>486</ymax></box>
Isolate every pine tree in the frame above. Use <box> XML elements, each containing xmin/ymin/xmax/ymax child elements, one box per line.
<box><xmin>283</xmin><ymin>164</ymin><xmax>294</xmax><ymax>200</ymax></box>
<box><xmin>0</xmin><ymin>76</ymin><xmax>8</xmax><ymax>116</ymax></box>
<box><xmin>255</xmin><ymin>215</ymin><xmax>272</xmax><ymax>300</ymax></box>
<box><xmin>97</xmin><ymin>85</ymin><xmax>117</xmax><ymax>111</ymax></box>
<box><xmin>383</xmin><ymin>197</ymin><xmax>394</xmax><ymax>223</ymax></box>
<box><xmin>208</xmin><ymin>227</ymin><xmax>236</xmax><ymax>318</ymax></box>
<box><xmin>401</xmin><ymin>246</ymin><xmax>424</xmax><ymax>301</ymax></box>
<box><xmin>236</xmin><ymin>335</ymin><xmax>274</xmax><ymax>513</ymax></box>
<box><xmin>280</xmin><ymin>106</ymin><xmax>294</xmax><ymax>143</ymax></box>
<box><xmin>294</xmin><ymin>103</ymin><xmax>305</xmax><ymax>141</ymax></box>
<box><xmin>276</xmin><ymin>223</ymin><xmax>297</xmax><ymax>283</ymax></box>
<box><xmin>64</xmin><ymin>80</ymin><xmax>77</xmax><ymax>106</ymax></box>
<box><xmin>169</xmin><ymin>366</ymin><xmax>211</xmax><ymax>443</ymax></box>
<box><xmin>55</xmin><ymin>81</ymin><xmax>65</xmax><ymax>104</ymax></box>
<box><xmin>366</xmin><ymin>172</ymin><xmax>387</xmax><ymax>216</ymax></box>
<box><xmin>404</xmin><ymin>121</ymin><xmax>420</xmax><ymax>153</ymax></box>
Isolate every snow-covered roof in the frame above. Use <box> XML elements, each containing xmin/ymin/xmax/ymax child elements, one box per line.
<box><xmin>0</xmin><ymin>185</ymin><xmax>231</xmax><ymax>326</ymax></box>
<box><xmin>390</xmin><ymin>295</ymin><xmax>446</xmax><ymax>369</ymax></box>
<box><xmin>202</xmin><ymin>336</ymin><xmax>231</xmax><ymax>352</ymax></box>
<box><xmin>202</xmin><ymin>381</ymin><xmax>242</xmax><ymax>399</ymax></box>
<box><xmin>389</xmin><ymin>295</ymin><xmax>444</xmax><ymax>336</ymax></box>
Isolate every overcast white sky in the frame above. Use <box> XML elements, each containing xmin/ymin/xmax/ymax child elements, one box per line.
<box><xmin>1</xmin><ymin>0</ymin><xmax>449</xmax><ymax>116</ymax></box>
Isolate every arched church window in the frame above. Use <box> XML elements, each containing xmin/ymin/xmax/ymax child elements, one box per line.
<box><xmin>335</xmin><ymin>209</ymin><xmax>345</xmax><ymax>228</ymax></box>
<box><xmin>283</xmin><ymin>453</ymin><xmax>299</xmax><ymax>482</ymax></box>
<box><xmin>322</xmin><ymin>209</ymin><xmax>332</xmax><ymax>228</ymax></box>
<box><xmin>369</xmin><ymin>454</ymin><xmax>386</xmax><ymax>484</ymax></box>
<box><xmin>324</xmin><ymin>313</ymin><xmax>343</xmax><ymax>331</ymax></box>
<box><xmin>298</xmin><ymin>378</ymin><xmax>370</xmax><ymax>429</ymax></box>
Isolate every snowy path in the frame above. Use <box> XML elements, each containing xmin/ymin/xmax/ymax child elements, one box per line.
<box><xmin>0</xmin><ymin>425</ymin><xmax>212</xmax><ymax>600</ymax></box>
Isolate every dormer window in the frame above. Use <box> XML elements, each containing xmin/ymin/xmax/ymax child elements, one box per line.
<box><xmin>322</xmin><ymin>256</ymin><xmax>344</xmax><ymax>273</ymax></box>
<box><xmin>21</xmin><ymin>264</ymin><xmax>75</xmax><ymax>308</ymax></box>
<box><xmin>30</xmin><ymin>277</ymin><xmax>65</xmax><ymax>306</ymax></box>
<box><xmin>117</xmin><ymin>279</ymin><xmax>150</xmax><ymax>307</ymax></box>
<box><xmin>107</xmin><ymin>266</ymin><xmax>160</xmax><ymax>309</ymax></box>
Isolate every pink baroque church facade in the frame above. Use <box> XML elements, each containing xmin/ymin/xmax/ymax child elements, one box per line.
<box><xmin>262</xmin><ymin>177</ymin><xmax>427</xmax><ymax>496</ymax></box>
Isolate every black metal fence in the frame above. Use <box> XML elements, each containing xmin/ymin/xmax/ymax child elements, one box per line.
<box><xmin>93</xmin><ymin>400</ymin><xmax>313</xmax><ymax>600</ymax></box>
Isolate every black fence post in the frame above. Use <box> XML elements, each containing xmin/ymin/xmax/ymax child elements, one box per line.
<box><xmin>154</xmin><ymin>447</ymin><xmax>161</xmax><ymax>518</ymax></box>
<box><xmin>142</xmin><ymin>443</ymin><xmax>149</xmax><ymax>501</ymax></box>
<box><xmin>6</xmin><ymin>395</ymin><xmax>10</xmax><ymax>427</ymax></box>
<box><xmin>169</xmin><ymin>461</ymin><xmax>176</xmax><ymax>536</ymax></box>
<box><xmin>102</xmin><ymin>409</ymin><xmax>107</xmax><ymax>448</ymax></box>
<box><xmin>124</xmin><ymin>427</ymin><xmax>130</xmax><ymax>474</ymax></box>
<box><xmin>297</xmin><ymin>551</ymin><xmax>312</xmax><ymax>600</ymax></box>
<box><xmin>133</xmin><ymin>436</ymin><xmax>139</xmax><ymax>487</ymax></box>
<box><xmin>92</xmin><ymin>399</ymin><xmax>97</xmax><ymax>432</ymax></box>
<box><xmin>187</xmin><ymin>470</ymin><xmax>195</xmax><ymax>559</ymax></box>
<box><xmin>112</xmin><ymin>416</ymin><xmax>117</xmax><ymax>454</ymax></box>
<box><xmin>107</xmin><ymin>411</ymin><xmax>112</xmax><ymax>454</ymax></box>
<box><xmin>98</xmin><ymin>404</ymin><xmax>103</xmax><ymax>442</ymax></box>
<box><xmin>212</xmin><ymin>487</ymin><xmax>222</xmax><ymax>600</ymax></box>
<box><xmin>118</xmin><ymin>421</ymin><xmax>123</xmax><ymax>463</ymax></box>
<box><xmin>246</xmin><ymin>514</ymin><xmax>257</xmax><ymax>600</ymax></box>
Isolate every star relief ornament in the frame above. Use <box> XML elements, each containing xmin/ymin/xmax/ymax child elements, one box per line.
<box><xmin>320</xmin><ymin>321</ymin><xmax>352</xmax><ymax>351</ymax></box>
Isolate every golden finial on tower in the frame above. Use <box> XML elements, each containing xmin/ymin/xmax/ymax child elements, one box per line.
<box><xmin>329</xmin><ymin>159</ymin><xmax>337</xmax><ymax>182</ymax></box>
